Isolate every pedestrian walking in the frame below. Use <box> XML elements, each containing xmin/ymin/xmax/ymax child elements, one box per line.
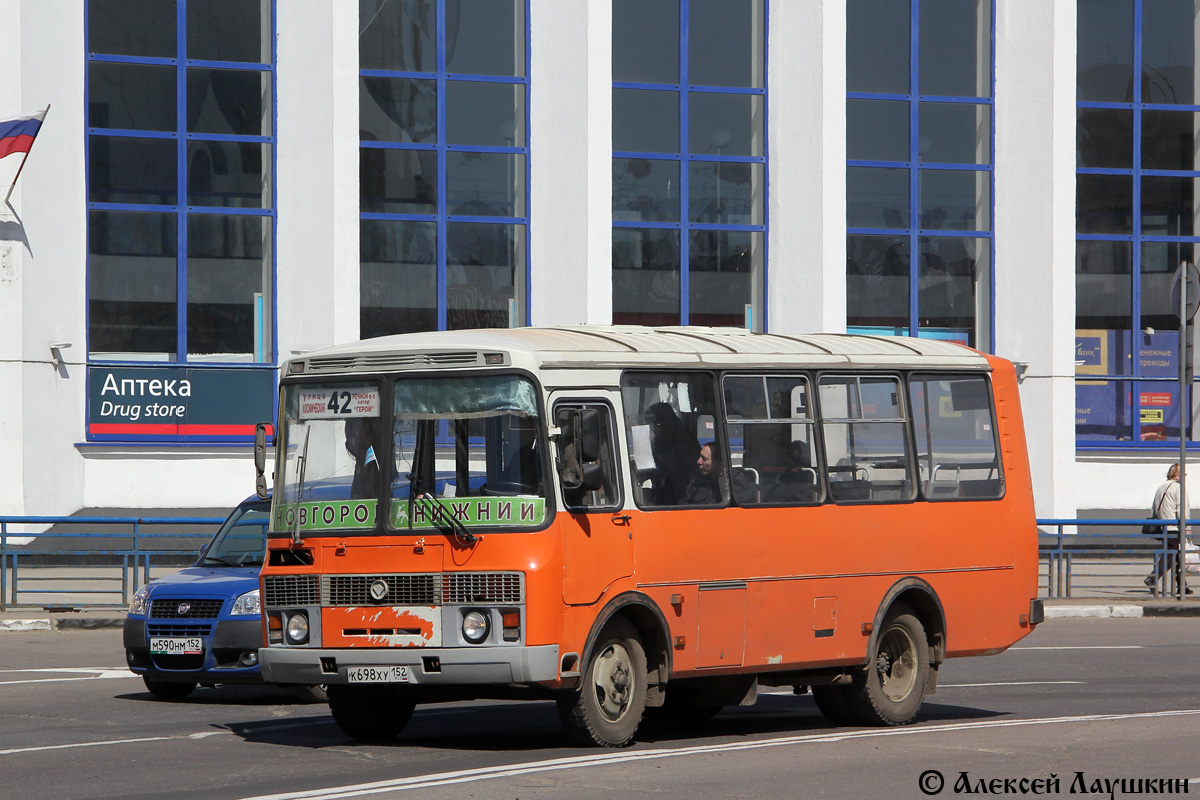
<box><xmin>1145</xmin><ymin>463</ymin><xmax>1192</xmax><ymax>594</ymax></box>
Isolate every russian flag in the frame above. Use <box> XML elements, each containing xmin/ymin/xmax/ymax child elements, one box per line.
<box><xmin>0</xmin><ymin>110</ymin><xmax>46</xmax><ymax>160</ymax></box>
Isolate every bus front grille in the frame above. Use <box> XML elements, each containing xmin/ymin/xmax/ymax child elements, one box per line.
<box><xmin>263</xmin><ymin>574</ymin><xmax>320</xmax><ymax>606</ymax></box>
<box><xmin>312</xmin><ymin>572</ymin><xmax>525</xmax><ymax>606</ymax></box>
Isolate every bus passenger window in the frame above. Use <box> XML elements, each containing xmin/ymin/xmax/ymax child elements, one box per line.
<box><xmin>620</xmin><ymin>373</ymin><xmax>719</xmax><ymax>507</ymax></box>
<box><xmin>818</xmin><ymin>375</ymin><xmax>915</xmax><ymax>504</ymax></box>
<box><xmin>722</xmin><ymin>374</ymin><xmax>823</xmax><ymax>506</ymax></box>
<box><xmin>554</xmin><ymin>403</ymin><xmax>621</xmax><ymax>511</ymax></box>
<box><xmin>909</xmin><ymin>374</ymin><xmax>1003</xmax><ymax>500</ymax></box>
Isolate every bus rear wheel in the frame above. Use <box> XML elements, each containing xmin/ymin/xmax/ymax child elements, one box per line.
<box><xmin>811</xmin><ymin>684</ymin><xmax>859</xmax><ymax>725</ymax></box>
<box><xmin>849</xmin><ymin>603</ymin><xmax>929</xmax><ymax>726</ymax></box>
<box><xmin>558</xmin><ymin>619</ymin><xmax>647</xmax><ymax>747</ymax></box>
<box><xmin>327</xmin><ymin>684</ymin><xmax>415</xmax><ymax>741</ymax></box>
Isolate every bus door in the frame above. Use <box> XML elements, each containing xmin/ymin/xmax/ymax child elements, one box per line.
<box><xmin>550</xmin><ymin>394</ymin><xmax>632</xmax><ymax>605</ymax></box>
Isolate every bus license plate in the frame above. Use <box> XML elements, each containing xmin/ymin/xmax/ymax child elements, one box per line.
<box><xmin>149</xmin><ymin>637</ymin><xmax>203</xmax><ymax>655</ymax></box>
<box><xmin>347</xmin><ymin>665</ymin><xmax>410</xmax><ymax>683</ymax></box>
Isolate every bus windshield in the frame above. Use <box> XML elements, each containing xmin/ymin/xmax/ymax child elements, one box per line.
<box><xmin>273</xmin><ymin>374</ymin><xmax>547</xmax><ymax>534</ymax></box>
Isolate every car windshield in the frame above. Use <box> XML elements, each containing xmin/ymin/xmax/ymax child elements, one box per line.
<box><xmin>201</xmin><ymin>502</ymin><xmax>270</xmax><ymax>567</ymax></box>
<box><xmin>273</xmin><ymin>374</ymin><xmax>548</xmax><ymax>534</ymax></box>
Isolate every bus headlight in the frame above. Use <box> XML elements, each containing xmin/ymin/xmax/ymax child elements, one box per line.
<box><xmin>462</xmin><ymin>610</ymin><xmax>489</xmax><ymax>644</ymax></box>
<box><xmin>129</xmin><ymin>585</ymin><xmax>151</xmax><ymax>616</ymax></box>
<box><xmin>285</xmin><ymin>612</ymin><xmax>309</xmax><ymax>645</ymax></box>
<box><xmin>230</xmin><ymin>588</ymin><xmax>261</xmax><ymax>616</ymax></box>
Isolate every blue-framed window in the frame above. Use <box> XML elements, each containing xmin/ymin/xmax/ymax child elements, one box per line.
<box><xmin>611</xmin><ymin>0</ymin><xmax>767</xmax><ymax>329</ymax></box>
<box><xmin>359</xmin><ymin>0</ymin><xmax>529</xmax><ymax>336</ymax></box>
<box><xmin>846</xmin><ymin>0</ymin><xmax>994</xmax><ymax>351</ymax></box>
<box><xmin>86</xmin><ymin>0</ymin><xmax>276</xmax><ymax>365</ymax></box>
<box><xmin>1076</xmin><ymin>0</ymin><xmax>1200</xmax><ymax>447</ymax></box>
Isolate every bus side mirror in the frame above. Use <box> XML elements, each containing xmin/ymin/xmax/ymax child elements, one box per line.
<box><xmin>254</xmin><ymin>422</ymin><xmax>269</xmax><ymax>500</ymax></box>
<box><xmin>578</xmin><ymin>462</ymin><xmax>604</xmax><ymax>492</ymax></box>
<box><xmin>575</xmin><ymin>408</ymin><xmax>601</xmax><ymax>463</ymax></box>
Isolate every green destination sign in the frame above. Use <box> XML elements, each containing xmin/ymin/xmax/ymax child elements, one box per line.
<box><xmin>391</xmin><ymin>496</ymin><xmax>546</xmax><ymax>529</ymax></box>
<box><xmin>272</xmin><ymin>500</ymin><xmax>378</xmax><ymax>532</ymax></box>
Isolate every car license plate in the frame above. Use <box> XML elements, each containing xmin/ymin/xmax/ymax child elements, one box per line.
<box><xmin>346</xmin><ymin>665</ymin><xmax>410</xmax><ymax>683</ymax></box>
<box><xmin>149</xmin><ymin>636</ymin><xmax>203</xmax><ymax>655</ymax></box>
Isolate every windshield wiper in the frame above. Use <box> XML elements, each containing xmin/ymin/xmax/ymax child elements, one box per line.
<box><xmin>201</xmin><ymin>555</ymin><xmax>242</xmax><ymax>567</ymax></box>
<box><xmin>419</xmin><ymin>492</ymin><xmax>478</xmax><ymax>546</ymax></box>
<box><xmin>292</xmin><ymin>427</ymin><xmax>311</xmax><ymax>547</ymax></box>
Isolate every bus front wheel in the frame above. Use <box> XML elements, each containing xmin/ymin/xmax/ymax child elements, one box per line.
<box><xmin>327</xmin><ymin>684</ymin><xmax>415</xmax><ymax>741</ymax></box>
<box><xmin>850</xmin><ymin>603</ymin><xmax>929</xmax><ymax>726</ymax></box>
<box><xmin>558</xmin><ymin>619</ymin><xmax>648</xmax><ymax>747</ymax></box>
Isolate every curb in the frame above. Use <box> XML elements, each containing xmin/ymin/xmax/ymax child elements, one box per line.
<box><xmin>0</xmin><ymin>616</ymin><xmax>124</xmax><ymax>632</ymax></box>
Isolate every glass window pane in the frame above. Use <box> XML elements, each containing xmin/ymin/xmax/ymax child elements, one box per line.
<box><xmin>614</xmin><ymin>158</ymin><xmax>680</xmax><ymax>223</ymax></box>
<box><xmin>89</xmin><ymin>63</ymin><xmax>176</xmax><ymax>131</ymax></box>
<box><xmin>1142</xmin><ymin>175</ymin><xmax>1197</xmax><ymax>237</ymax></box>
<box><xmin>361</xmin><ymin>220</ymin><xmax>437</xmax><ymax>337</ymax></box>
<box><xmin>187</xmin><ymin>69</ymin><xmax>270</xmax><ymax>136</ymax></box>
<box><xmin>89</xmin><ymin>136</ymin><xmax>177</xmax><ymax>204</ymax></box>
<box><xmin>187</xmin><ymin>141</ymin><xmax>269</xmax><ymax>208</ymax></box>
<box><xmin>1143</xmin><ymin>109</ymin><xmax>1198</xmax><ymax>171</ymax></box>
<box><xmin>821</xmin><ymin>421</ymin><xmax>913</xmax><ymax>503</ymax></box>
<box><xmin>910</xmin><ymin>374</ymin><xmax>1002</xmax><ymax>499</ymax></box>
<box><xmin>847</xmin><ymin>99</ymin><xmax>909</xmax><ymax>163</ymax></box>
<box><xmin>89</xmin><ymin>0</ymin><xmax>176</xmax><ymax>58</ymax></box>
<box><xmin>689</xmin><ymin>161</ymin><xmax>763</xmax><ymax>225</ymax></box>
<box><xmin>360</xmin><ymin>77</ymin><xmax>437</xmax><ymax>144</ymax></box>
<box><xmin>620</xmin><ymin>372</ymin><xmax>717</xmax><ymax>508</ymax></box>
<box><xmin>612</xmin><ymin>228</ymin><xmax>681</xmax><ymax>325</ymax></box>
<box><xmin>919</xmin><ymin>0</ymin><xmax>991</xmax><ymax>98</ymax></box>
<box><xmin>88</xmin><ymin>209</ymin><xmax>178</xmax><ymax>359</ymax></box>
<box><xmin>359</xmin><ymin>0</ymin><xmax>436</xmax><ymax>72</ymax></box>
<box><xmin>847</xmin><ymin>166</ymin><xmax>909</xmax><ymax>229</ymax></box>
<box><xmin>847</xmin><ymin>0</ymin><xmax>909</xmax><ymax>94</ymax></box>
<box><xmin>688</xmin><ymin>93</ymin><xmax>763</xmax><ymax>157</ymax></box>
<box><xmin>613</xmin><ymin>88</ymin><xmax>679</xmax><ymax>153</ymax></box>
<box><xmin>1076</xmin><ymin>380</ymin><xmax>1133</xmax><ymax>441</ymax></box>
<box><xmin>360</xmin><ymin>148</ymin><xmax>437</xmax><ymax>214</ymax></box>
<box><xmin>446</xmin><ymin>223</ymin><xmax>525</xmax><ymax>329</ymax></box>
<box><xmin>446</xmin><ymin>81</ymin><xmax>524</xmax><ymax>146</ymax></box>
<box><xmin>187</xmin><ymin>0</ymin><xmax>268</xmax><ymax>63</ymax></box>
<box><xmin>848</xmin><ymin>234</ymin><xmax>909</xmax><ymax>333</ymax></box>
<box><xmin>1077</xmin><ymin>108</ymin><xmax>1133</xmax><ymax>169</ymax></box>
<box><xmin>919</xmin><ymin>169</ymin><xmax>990</xmax><ymax>231</ymax></box>
<box><xmin>187</xmin><ymin>214</ymin><xmax>269</xmax><ymax>359</ymax></box>
<box><xmin>1077</xmin><ymin>0</ymin><xmax>1133</xmax><ymax>102</ymax></box>
<box><xmin>689</xmin><ymin>230</ymin><xmax>762</xmax><ymax>327</ymax></box>
<box><xmin>1077</xmin><ymin>174</ymin><xmax>1132</xmax><ymax>234</ymax></box>
<box><xmin>918</xmin><ymin>236</ymin><xmax>989</xmax><ymax>349</ymax></box>
<box><xmin>446</xmin><ymin>0</ymin><xmax>524</xmax><ymax>76</ymax></box>
<box><xmin>1142</xmin><ymin>0</ymin><xmax>1196</xmax><ymax>105</ymax></box>
<box><xmin>689</xmin><ymin>0</ymin><xmax>764</xmax><ymax>88</ymax></box>
<box><xmin>447</xmin><ymin>151</ymin><xmax>525</xmax><ymax>217</ymax></box>
<box><xmin>1075</xmin><ymin>239</ymin><xmax>1132</xmax><ymax>375</ymax></box>
<box><xmin>919</xmin><ymin>102</ymin><xmax>989</xmax><ymax>165</ymax></box>
<box><xmin>1142</xmin><ymin>241</ymin><xmax>1195</xmax><ymax>330</ymax></box>
<box><xmin>613</xmin><ymin>0</ymin><xmax>679</xmax><ymax>84</ymax></box>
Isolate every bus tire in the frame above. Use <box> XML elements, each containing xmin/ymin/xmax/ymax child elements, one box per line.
<box><xmin>327</xmin><ymin>684</ymin><xmax>415</xmax><ymax>742</ymax></box>
<box><xmin>849</xmin><ymin>603</ymin><xmax>929</xmax><ymax>726</ymax></box>
<box><xmin>647</xmin><ymin>686</ymin><xmax>722</xmax><ymax>724</ymax></box>
<box><xmin>558</xmin><ymin>619</ymin><xmax>647</xmax><ymax>747</ymax></box>
<box><xmin>142</xmin><ymin>677</ymin><xmax>196</xmax><ymax>700</ymax></box>
<box><xmin>811</xmin><ymin>685</ymin><xmax>859</xmax><ymax>726</ymax></box>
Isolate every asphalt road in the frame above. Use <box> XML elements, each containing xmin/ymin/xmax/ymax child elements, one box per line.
<box><xmin>2</xmin><ymin>618</ymin><xmax>1199</xmax><ymax>800</ymax></box>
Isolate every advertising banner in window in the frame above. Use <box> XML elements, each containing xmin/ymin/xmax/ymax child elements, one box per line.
<box><xmin>1076</xmin><ymin>329</ymin><xmax>1188</xmax><ymax>442</ymax></box>
<box><xmin>88</xmin><ymin>366</ymin><xmax>276</xmax><ymax>442</ymax></box>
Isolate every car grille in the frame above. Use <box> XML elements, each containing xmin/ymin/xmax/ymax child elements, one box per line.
<box><xmin>261</xmin><ymin>572</ymin><xmax>525</xmax><ymax>607</ymax></box>
<box><xmin>263</xmin><ymin>574</ymin><xmax>320</xmax><ymax>606</ymax></box>
<box><xmin>147</xmin><ymin>622</ymin><xmax>213</xmax><ymax>637</ymax></box>
<box><xmin>148</xmin><ymin>599</ymin><xmax>225</xmax><ymax>619</ymax></box>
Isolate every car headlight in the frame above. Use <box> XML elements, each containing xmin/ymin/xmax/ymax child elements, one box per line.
<box><xmin>285</xmin><ymin>612</ymin><xmax>309</xmax><ymax>645</ymax></box>
<box><xmin>129</xmin><ymin>584</ymin><xmax>151</xmax><ymax>616</ymax></box>
<box><xmin>462</xmin><ymin>610</ymin><xmax>489</xmax><ymax>644</ymax></box>
<box><xmin>230</xmin><ymin>588</ymin><xmax>261</xmax><ymax>616</ymax></box>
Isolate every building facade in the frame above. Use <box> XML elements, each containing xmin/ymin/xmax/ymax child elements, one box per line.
<box><xmin>0</xmin><ymin>0</ymin><xmax>1187</xmax><ymax>519</ymax></box>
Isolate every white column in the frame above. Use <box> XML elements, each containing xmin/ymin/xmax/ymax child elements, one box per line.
<box><xmin>276</xmin><ymin>2</ymin><xmax>360</xmax><ymax>354</ymax></box>
<box><xmin>766</xmin><ymin>0</ymin><xmax>846</xmax><ymax>335</ymax></box>
<box><xmin>0</xmin><ymin>0</ymin><xmax>24</xmax><ymax>515</ymax></box>
<box><xmin>994</xmin><ymin>0</ymin><xmax>1077</xmax><ymax>519</ymax></box>
<box><xmin>528</xmin><ymin>0</ymin><xmax>612</xmax><ymax>325</ymax></box>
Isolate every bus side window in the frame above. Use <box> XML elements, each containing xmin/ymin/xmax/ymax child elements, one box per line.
<box><xmin>554</xmin><ymin>403</ymin><xmax>621</xmax><ymax>511</ymax></box>
<box><xmin>818</xmin><ymin>375</ymin><xmax>915</xmax><ymax>504</ymax></box>
<box><xmin>723</xmin><ymin>374</ymin><xmax>823</xmax><ymax>506</ymax></box>
<box><xmin>909</xmin><ymin>374</ymin><xmax>1004</xmax><ymax>501</ymax></box>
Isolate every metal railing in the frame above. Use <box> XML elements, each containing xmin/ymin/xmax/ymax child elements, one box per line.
<box><xmin>0</xmin><ymin>516</ymin><xmax>222</xmax><ymax>610</ymax></box>
<box><xmin>1039</xmin><ymin>518</ymin><xmax>1194</xmax><ymax>599</ymax></box>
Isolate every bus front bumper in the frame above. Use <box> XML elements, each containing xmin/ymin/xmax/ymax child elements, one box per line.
<box><xmin>258</xmin><ymin>644</ymin><xmax>560</xmax><ymax>686</ymax></box>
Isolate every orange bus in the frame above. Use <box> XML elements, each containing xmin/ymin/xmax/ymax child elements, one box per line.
<box><xmin>255</xmin><ymin>326</ymin><xmax>1042</xmax><ymax>747</ymax></box>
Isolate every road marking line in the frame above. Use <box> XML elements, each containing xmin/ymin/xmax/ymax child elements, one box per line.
<box><xmin>230</xmin><ymin>708</ymin><xmax>1200</xmax><ymax>800</ymax></box>
<box><xmin>938</xmin><ymin>681</ymin><xmax>1085</xmax><ymax>688</ymax></box>
<box><xmin>0</xmin><ymin>736</ymin><xmax>178</xmax><ymax>756</ymax></box>
<box><xmin>1010</xmin><ymin>645</ymin><xmax>1143</xmax><ymax>650</ymax></box>
<box><xmin>0</xmin><ymin>669</ymin><xmax>137</xmax><ymax>686</ymax></box>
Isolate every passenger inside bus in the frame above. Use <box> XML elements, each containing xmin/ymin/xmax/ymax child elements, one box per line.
<box><xmin>646</xmin><ymin>402</ymin><xmax>700</xmax><ymax>505</ymax></box>
<box><xmin>683</xmin><ymin>442</ymin><xmax>755</xmax><ymax>505</ymax></box>
<box><xmin>766</xmin><ymin>439</ymin><xmax>817</xmax><ymax>503</ymax></box>
<box><xmin>344</xmin><ymin>417</ymin><xmax>382</xmax><ymax>499</ymax></box>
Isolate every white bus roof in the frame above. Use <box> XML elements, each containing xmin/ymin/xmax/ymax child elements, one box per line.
<box><xmin>289</xmin><ymin>326</ymin><xmax>993</xmax><ymax>376</ymax></box>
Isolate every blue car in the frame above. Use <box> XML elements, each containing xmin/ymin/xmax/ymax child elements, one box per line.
<box><xmin>123</xmin><ymin>496</ymin><xmax>323</xmax><ymax>701</ymax></box>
